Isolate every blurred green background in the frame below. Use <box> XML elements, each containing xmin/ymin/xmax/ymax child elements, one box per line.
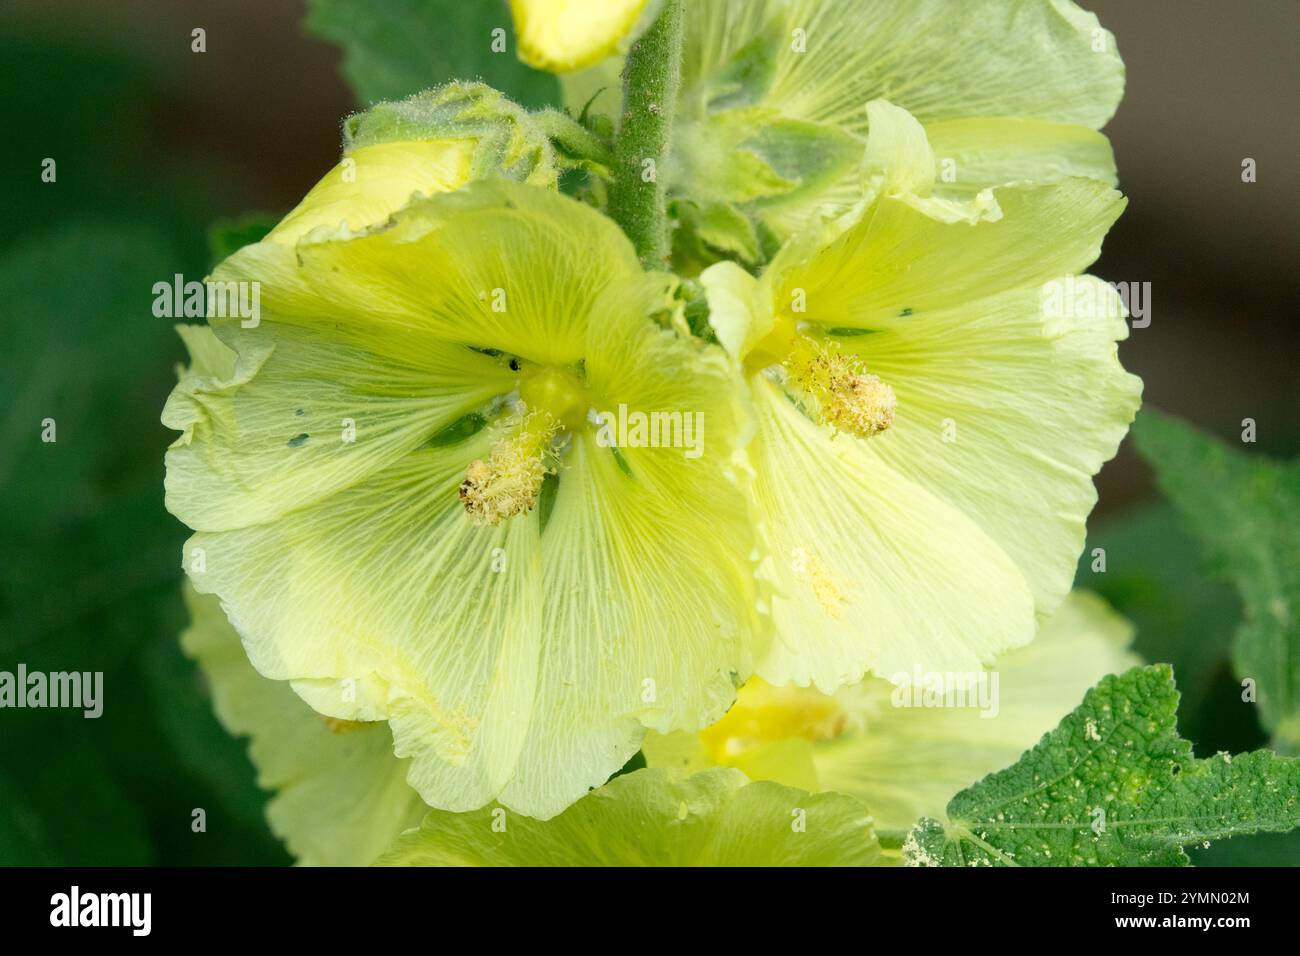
<box><xmin>0</xmin><ymin>0</ymin><xmax>1296</xmax><ymax>865</ymax></box>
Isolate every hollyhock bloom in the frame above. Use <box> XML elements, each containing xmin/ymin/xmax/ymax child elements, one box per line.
<box><xmin>702</xmin><ymin>103</ymin><xmax>1141</xmax><ymax>690</ymax></box>
<box><xmin>164</xmin><ymin>174</ymin><xmax>760</xmax><ymax>818</ymax></box>
<box><xmin>560</xmin><ymin>0</ymin><xmax>1123</xmax><ymax>256</ymax></box>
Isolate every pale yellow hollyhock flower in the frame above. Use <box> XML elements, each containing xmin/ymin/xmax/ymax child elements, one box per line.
<box><xmin>566</xmin><ymin>0</ymin><xmax>1123</xmax><ymax>244</ymax></box>
<box><xmin>510</xmin><ymin>0</ymin><xmax>662</xmax><ymax>73</ymax></box>
<box><xmin>164</xmin><ymin>179</ymin><xmax>760</xmax><ymax>821</ymax></box>
<box><xmin>180</xmin><ymin>585</ymin><xmax>426</xmax><ymax>866</ymax></box>
<box><xmin>701</xmin><ymin>102</ymin><xmax>1141</xmax><ymax>691</ymax></box>
<box><xmin>645</xmin><ymin>592</ymin><xmax>1141</xmax><ymax>833</ymax></box>
<box><xmin>167</xmin><ymin>84</ymin><xmax>759</xmax><ymax>824</ymax></box>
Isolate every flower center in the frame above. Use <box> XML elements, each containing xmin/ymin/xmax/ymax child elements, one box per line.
<box><xmin>786</xmin><ymin>338</ymin><xmax>896</xmax><ymax>438</ymax></box>
<box><xmin>458</xmin><ymin>364</ymin><xmax>592</xmax><ymax>527</ymax></box>
<box><xmin>750</xmin><ymin>316</ymin><xmax>896</xmax><ymax>439</ymax></box>
<box><xmin>517</xmin><ymin>364</ymin><xmax>590</xmax><ymax>431</ymax></box>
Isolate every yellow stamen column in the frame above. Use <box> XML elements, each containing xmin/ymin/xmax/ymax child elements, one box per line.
<box><xmin>458</xmin><ymin>364</ymin><xmax>591</xmax><ymax>527</ymax></box>
<box><xmin>459</xmin><ymin>410</ymin><xmax>559</xmax><ymax>526</ymax></box>
<box><xmin>780</xmin><ymin>333</ymin><xmax>897</xmax><ymax>439</ymax></box>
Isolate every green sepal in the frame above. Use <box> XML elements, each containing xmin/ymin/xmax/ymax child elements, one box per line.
<box><xmin>531</xmin><ymin>107</ymin><xmax>614</xmax><ymax>178</ymax></box>
<box><xmin>671</xmin><ymin>199</ymin><xmax>763</xmax><ymax>276</ymax></box>
<box><xmin>344</xmin><ymin>81</ymin><xmax>559</xmax><ymax>186</ymax></box>
<box><xmin>673</xmin><ymin>108</ymin><xmax>862</xmax><ymax>218</ymax></box>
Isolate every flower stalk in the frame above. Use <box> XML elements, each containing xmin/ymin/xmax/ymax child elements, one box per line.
<box><xmin>607</xmin><ymin>0</ymin><xmax>682</xmax><ymax>268</ymax></box>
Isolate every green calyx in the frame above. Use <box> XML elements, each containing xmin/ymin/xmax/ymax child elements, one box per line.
<box><xmin>345</xmin><ymin>81</ymin><xmax>559</xmax><ymax>187</ymax></box>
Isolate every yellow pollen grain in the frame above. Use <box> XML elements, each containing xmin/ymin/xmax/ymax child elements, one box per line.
<box><xmin>786</xmin><ymin>339</ymin><xmax>896</xmax><ymax>439</ymax></box>
<box><xmin>805</xmin><ymin>551</ymin><xmax>847</xmax><ymax>619</ymax></box>
<box><xmin>459</xmin><ymin>410</ymin><xmax>557</xmax><ymax>526</ymax></box>
<box><xmin>791</xmin><ymin>546</ymin><xmax>848</xmax><ymax>619</ymax></box>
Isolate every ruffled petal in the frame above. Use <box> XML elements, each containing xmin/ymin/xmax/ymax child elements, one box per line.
<box><xmin>683</xmin><ymin>0</ymin><xmax>1123</xmax><ymax>133</ymax></box>
<box><xmin>842</xmin><ymin>276</ymin><xmax>1142</xmax><ymax>613</ymax></box>
<box><xmin>746</xmin><ymin>376</ymin><xmax>1036</xmax><ymax>690</ymax></box>
<box><xmin>498</xmin><ymin>276</ymin><xmax>763</xmax><ymax>816</ymax></box>
<box><xmin>376</xmin><ymin>767</ymin><xmax>879</xmax><ymax>866</ymax></box>
<box><xmin>667</xmin><ymin>0</ymin><xmax>1123</xmax><ymax>236</ymax></box>
<box><xmin>267</xmin><ymin>182</ymin><xmax>643</xmax><ymax>367</ymax></box>
<box><xmin>925</xmin><ymin>117</ymin><xmax>1117</xmax><ymax>198</ymax></box>
<box><xmin>764</xmin><ymin>178</ymin><xmax>1127</xmax><ymax>334</ymax></box>
<box><xmin>185</xmin><ymin>430</ymin><xmax>551</xmax><ymax>812</ymax></box>
<box><xmin>164</xmin><ymin>320</ymin><xmax>513</xmax><ymax>531</ymax></box>
<box><xmin>179</xmin><ymin>585</ymin><xmax>425</xmax><ymax>866</ymax></box>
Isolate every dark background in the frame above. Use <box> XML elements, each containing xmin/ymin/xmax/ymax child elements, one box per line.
<box><xmin>1</xmin><ymin>0</ymin><xmax>1296</xmax><ymax>865</ymax></box>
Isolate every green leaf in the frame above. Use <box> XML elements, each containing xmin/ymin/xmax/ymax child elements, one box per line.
<box><xmin>905</xmin><ymin>666</ymin><xmax>1300</xmax><ymax>867</ymax></box>
<box><xmin>305</xmin><ymin>0</ymin><xmax>559</xmax><ymax>109</ymax></box>
<box><xmin>670</xmin><ymin>199</ymin><xmax>762</xmax><ymax>275</ymax></box>
<box><xmin>1132</xmin><ymin>410</ymin><xmax>1300</xmax><ymax>752</ymax></box>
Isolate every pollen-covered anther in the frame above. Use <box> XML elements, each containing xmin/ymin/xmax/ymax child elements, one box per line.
<box><xmin>459</xmin><ymin>410</ymin><xmax>558</xmax><ymax>526</ymax></box>
<box><xmin>787</xmin><ymin>341</ymin><xmax>897</xmax><ymax>439</ymax></box>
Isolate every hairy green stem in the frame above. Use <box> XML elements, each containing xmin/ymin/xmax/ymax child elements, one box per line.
<box><xmin>607</xmin><ymin>0</ymin><xmax>682</xmax><ymax>269</ymax></box>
